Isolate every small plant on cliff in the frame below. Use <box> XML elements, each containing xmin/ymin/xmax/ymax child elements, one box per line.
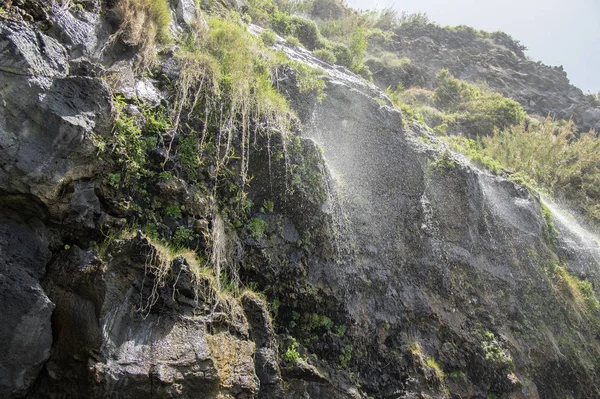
<box><xmin>283</xmin><ymin>339</ymin><xmax>300</xmax><ymax>362</ymax></box>
<box><xmin>339</xmin><ymin>344</ymin><xmax>353</xmax><ymax>369</ymax></box>
<box><xmin>551</xmin><ymin>264</ymin><xmax>600</xmax><ymax>315</ymax></box>
<box><xmin>172</xmin><ymin>226</ymin><xmax>195</xmax><ymax>248</ymax></box>
<box><xmin>113</xmin><ymin>0</ymin><xmax>172</xmax><ymax>69</ymax></box>
<box><xmin>480</xmin><ymin>331</ymin><xmax>513</xmax><ymax>370</ymax></box>
<box><xmin>540</xmin><ymin>204</ymin><xmax>558</xmax><ymax>246</ymax></box>
<box><xmin>313</xmin><ymin>48</ymin><xmax>337</xmax><ymax>64</ymax></box>
<box><xmin>425</xmin><ymin>357</ymin><xmax>445</xmax><ymax>383</ymax></box>
<box><xmin>292</xmin><ymin>62</ymin><xmax>327</xmax><ymax>103</ymax></box>
<box><xmin>173</xmin><ymin>14</ymin><xmax>293</xmax><ymax>194</ymax></box>
<box><xmin>440</xmin><ymin>136</ymin><xmax>503</xmax><ymax>175</ymax></box>
<box><xmin>247</xmin><ymin>217</ymin><xmax>269</xmax><ymax>239</ymax></box>
<box><xmin>434</xmin><ymin>149</ymin><xmax>456</xmax><ymax>171</ymax></box>
<box><xmin>260</xmin><ymin>28</ymin><xmax>278</xmax><ymax>46</ymax></box>
<box><xmin>165</xmin><ymin>205</ymin><xmax>182</xmax><ymax>218</ymax></box>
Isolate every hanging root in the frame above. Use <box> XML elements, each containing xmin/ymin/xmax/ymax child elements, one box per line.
<box><xmin>138</xmin><ymin>240</ymin><xmax>173</xmax><ymax>318</ymax></box>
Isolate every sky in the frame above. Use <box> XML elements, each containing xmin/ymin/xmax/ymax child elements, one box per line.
<box><xmin>345</xmin><ymin>0</ymin><xmax>600</xmax><ymax>95</ymax></box>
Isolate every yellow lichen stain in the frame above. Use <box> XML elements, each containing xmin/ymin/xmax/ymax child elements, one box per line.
<box><xmin>207</xmin><ymin>332</ymin><xmax>257</xmax><ymax>392</ymax></box>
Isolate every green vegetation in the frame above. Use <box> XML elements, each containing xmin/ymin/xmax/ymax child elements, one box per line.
<box><xmin>483</xmin><ymin>119</ymin><xmax>600</xmax><ymax>223</ymax></box>
<box><xmin>406</xmin><ymin>340</ymin><xmax>447</xmax><ymax>394</ymax></box>
<box><xmin>480</xmin><ymin>331</ymin><xmax>513</xmax><ymax>370</ymax></box>
<box><xmin>433</xmin><ymin>70</ymin><xmax>526</xmax><ymax>137</ymax></box>
<box><xmin>103</xmin><ymin>7</ymin><xmax>325</xmax><ymax>324</ymax></box>
<box><xmin>283</xmin><ymin>339</ymin><xmax>300</xmax><ymax>362</ymax></box>
<box><xmin>172</xmin><ymin>226</ymin><xmax>195</xmax><ymax>248</ymax></box>
<box><xmin>440</xmin><ymin>136</ymin><xmax>502</xmax><ymax>175</ymax></box>
<box><xmin>260</xmin><ymin>28</ymin><xmax>278</xmax><ymax>46</ymax></box>
<box><xmin>385</xmin><ymin>84</ymin><xmax>427</xmax><ymax>124</ymax></box>
<box><xmin>111</xmin><ymin>96</ymin><xmax>160</xmax><ymax>182</ymax></box>
<box><xmin>107</xmin><ymin>172</ymin><xmax>122</xmax><ymax>187</ymax></box>
<box><xmin>247</xmin><ymin>217</ymin><xmax>269</xmax><ymax>239</ymax></box>
<box><xmin>292</xmin><ymin>62</ymin><xmax>327</xmax><ymax>102</ymax></box>
<box><xmin>339</xmin><ymin>344</ymin><xmax>352</xmax><ymax>368</ymax></box>
<box><xmin>308</xmin><ymin>313</ymin><xmax>334</xmax><ymax>331</ymax></box>
<box><xmin>247</xmin><ymin>0</ymin><xmax>372</xmax><ymax>79</ymax></box>
<box><xmin>550</xmin><ymin>264</ymin><xmax>600</xmax><ymax>315</ymax></box>
<box><xmin>433</xmin><ymin>149</ymin><xmax>456</xmax><ymax>171</ymax></box>
<box><xmin>313</xmin><ymin>48</ymin><xmax>337</xmax><ymax>64</ymax></box>
<box><xmin>425</xmin><ymin>356</ymin><xmax>445</xmax><ymax>382</ymax></box>
<box><xmin>541</xmin><ymin>204</ymin><xmax>558</xmax><ymax>246</ymax></box>
<box><xmin>285</xmin><ymin>35</ymin><xmax>301</xmax><ymax>46</ymax></box>
<box><xmin>435</xmin><ymin>115</ymin><xmax>600</xmax><ymax>226</ymax></box>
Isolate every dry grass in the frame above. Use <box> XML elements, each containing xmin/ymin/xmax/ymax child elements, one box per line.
<box><xmin>113</xmin><ymin>0</ymin><xmax>173</xmax><ymax>70</ymax></box>
<box><xmin>425</xmin><ymin>356</ymin><xmax>446</xmax><ymax>383</ymax></box>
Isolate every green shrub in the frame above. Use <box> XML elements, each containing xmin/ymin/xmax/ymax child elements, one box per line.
<box><xmin>400</xmin><ymin>88</ymin><xmax>434</xmax><ymax>106</ymax></box>
<box><xmin>313</xmin><ymin>48</ymin><xmax>337</xmax><ymax>64</ymax></box>
<box><xmin>433</xmin><ymin>69</ymin><xmax>478</xmax><ymax>111</ymax></box>
<box><xmin>260</xmin><ymin>28</ymin><xmax>278</xmax><ymax>46</ymax></box>
<box><xmin>247</xmin><ymin>217</ymin><xmax>268</xmax><ymax>239</ymax></box>
<box><xmin>292</xmin><ymin>62</ymin><xmax>327</xmax><ymax>102</ymax></box>
<box><xmin>283</xmin><ymin>339</ymin><xmax>300</xmax><ymax>362</ymax></box>
<box><xmin>285</xmin><ymin>35</ymin><xmax>301</xmax><ymax>47</ymax></box>
<box><xmin>272</xmin><ymin>13</ymin><xmax>327</xmax><ymax>50</ymax></box>
<box><xmin>552</xmin><ymin>265</ymin><xmax>600</xmax><ymax>314</ymax></box>
<box><xmin>113</xmin><ymin>110</ymin><xmax>146</xmax><ymax>178</ymax></box>
<box><xmin>260</xmin><ymin>199</ymin><xmax>274</xmax><ymax>213</ymax></box>
<box><xmin>165</xmin><ymin>205</ymin><xmax>182</xmax><ymax>218</ymax></box>
<box><xmin>331</xmin><ymin>43</ymin><xmax>353</xmax><ymax>67</ymax></box>
<box><xmin>172</xmin><ymin>226</ymin><xmax>194</xmax><ymax>248</ymax></box>
<box><xmin>339</xmin><ymin>344</ymin><xmax>352</xmax><ymax>368</ymax></box>
<box><xmin>354</xmin><ymin>63</ymin><xmax>372</xmax><ymax>81</ymax></box>
<box><xmin>307</xmin><ymin>313</ymin><xmax>334</xmax><ymax>332</ymax></box>
<box><xmin>483</xmin><ymin>119</ymin><xmax>600</xmax><ymax>223</ymax></box>
<box><xmin>385</xmin><ymin>84</ymin><xmax>425</xmax><ymax>123</ymax></box>
<box><xmin>247</xmin><ymin>0</ymin><xmax>278</xmax><ymax>26</ymax></box>
<box><xmin>289</xmin><ymin>16</ymin><xmax>325</xmax><ymax>50</ymax></box>
<box><xmin>441</xmin><ymin>136</ymin><xmax>503</xmax><ymax>175</ymax></box>
<box><xmin>348</xmin><ymin>26</ymin><xmax>367</xmax><ymax>69</ymax></box>
<box><xmin>374</xmin><ymin>52</ymin><xmax>411</xmax><ymax>69</ymax></box>
<box><xmin>310</xmin><ymin>0</ymin><xmax>345</xmax><ymax>20</ymax></box>
<box><xmin>541</xmin><ymin>203</ymin><xmax>558</xmax><ymax>246</ymax></box>
<box><xmin>480</xmin><ymin>331</ymin><xmax>513</xmax><ymax>369</ymax></box>
<box><xmin>433</xmin><ymin>69</ymin><xmax>525</xmax><ymax>136</ymax></box>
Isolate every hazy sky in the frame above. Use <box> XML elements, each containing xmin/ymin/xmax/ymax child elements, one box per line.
<box><xmin>346</xmin><ymin>0</ymin><xmax>600</xmax><ymax>95</ymax></box>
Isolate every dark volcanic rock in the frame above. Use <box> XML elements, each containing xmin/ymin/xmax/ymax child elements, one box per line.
<box><xmin>0</xmin><ymin>215</ymin><xmax>53</xmax><ymax>398</ymax></box>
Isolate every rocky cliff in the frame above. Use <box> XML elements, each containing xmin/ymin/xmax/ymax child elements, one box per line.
<box><xmin>1</xmin><ymin>1</ymin><xmax>600</xmax><ymax>399</ymax></box>
<box><xmin>364</xmin><ymin>20</ymin><xmax>600</xmax><ymax>132</ymax></box>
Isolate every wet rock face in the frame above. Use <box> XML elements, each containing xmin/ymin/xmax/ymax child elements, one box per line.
<box><xmin>278</xmin><ymin>39</ymin><xmax>600</xmax><ymax>398</ymax></box>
